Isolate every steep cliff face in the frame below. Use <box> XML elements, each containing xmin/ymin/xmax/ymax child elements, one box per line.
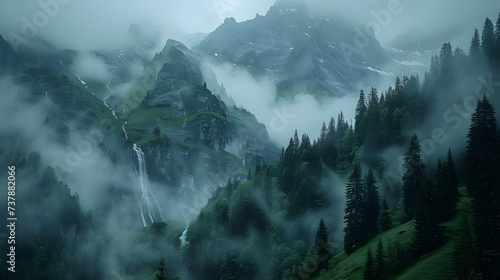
<box><xmin>2</xmin><ymin>32</ymin><xmax>278</xmax><ymax>222</ymax></box>
<box><xmin>121</xmin><ymin>39</ymin><xmax>279</xmax><ymax>209</ymax></box>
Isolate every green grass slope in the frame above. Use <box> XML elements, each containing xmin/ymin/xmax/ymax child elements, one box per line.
<box><xmin>317</xmin><ymin>212</ymin><xmax>464</xmax><ymax>280</ymax></box>
<box><xmin>317</xmin><ymin>221</ymin><xmax>416</xmax><ymax>280</ymax></box>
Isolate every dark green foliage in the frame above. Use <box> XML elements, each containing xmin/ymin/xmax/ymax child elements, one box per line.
<box><xmin>154</xmin><ymin>126</ymin><xmax>161</xmax><ymax>139</ymax></box>
<box><xmin>355</xmin><ymin>89</ymin><xmax>368</xmax><ymax>144</ymax></box>
<box><xmin>466</xmin><ymin>96</ymin><xmax>500</xmax><ymax>278</ymax></box>
<box><xmin>375</xmin><ymin>239</ymin><xmax>386</xmax><ymax>279</ymax></box>
<box><xmin>402</xmin><ymin>134</ymin><xmax>425</xmax><ymax>221</ymax></box>
<box><xmin>494</xmin><ymin>13</ymin><xmax>500</xmax><ymax>66</ymax></box>
<box><xmin>278</xmin><ymin>131</ymin><xmax>327</xmax><ymax>218</ymax></box>
<box><xmin>271</xmin><ymin>243</ymin><xmax>302</xmax><ymax>279</ymax></box>
<box><xmin>439</xmin><ymin>42</ymin><xmax>453</xmax><ymax>83</ymax></box>
<box><xmin>435</xmin><ymin>149</ymin><xmax>459</xmax><ymax>221</ymax></box>
<box><xmin>413</xmin><ymin>176</ymin><xmax>446</xmax><ymax>254</ymax></box>
<box><xmin>453</xmin><ymin>188</ymin><xmax>479</xmax><ymax>279</ymax></box>
<box><xmin>470</xmin><ymin>28</ymin><xmax>482</xmax><ymax>58</ymax></box>
<box><xmin>313</xmin><ymin>219</ymin><xmax>333</xmax><ymax>273</ymax></box>
<box><xmin>364</xmin><ymin>169</ymin><xmax>380</xmax><ymax>238</ymax></box>
<box><xmin>482</xmin><ymin>18</ymin><xmax>496</xmax><ymax>59</ymax></box>
<box><xmin>156</xmin><ymin>257</ymin><xmax>180</xmax><ymax>280</ymax></box>
<box><xmin>379</xmin><ymin>200</ymin><xmax>393</xmax><ymax>232</ymax></box>
<box><xmin>344</xmin><ymin>164</ymin><xmax>365</xmax><ymax>253</ymax></box>
<box><xmin>364</xmin><ymin>247</ymin><xmax>376</xmax><ymax>280</ymax></box>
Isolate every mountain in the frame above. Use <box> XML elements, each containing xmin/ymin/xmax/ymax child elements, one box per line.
<box><xmin>194</xmin><ymin>2</ymin><xmax>390</xmax><ymax>98</ymax></box>
<box><xmin>121</xmin><ymin>39</ymin><xmax>279</xmax><ymax>201</ymax></box>
<box><xmin>0</xmin><ymin>35</ymin><xmax>16</xmax><ymax>73</ymax></box>
<box><xmin>2</xmin><ymin>33</ymin><xmax>278</xmax><ymax>222</ymax></box>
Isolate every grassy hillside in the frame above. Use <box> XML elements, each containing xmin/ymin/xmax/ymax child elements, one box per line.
<box><xmin>316</xmin><ymin>201</ymin><xmax>468</xmax><ymax>280</ymax></box>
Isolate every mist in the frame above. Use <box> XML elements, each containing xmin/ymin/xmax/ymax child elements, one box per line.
<box><xmin>212</xmin><ymin>63</ymin><xmax>358</xmax><ymax>146</ymax></box>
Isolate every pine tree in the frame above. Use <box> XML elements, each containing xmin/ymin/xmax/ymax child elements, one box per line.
<box><xmin>470</xmin><ymin>28</ymin><xmax>482</xmax><ymax>59</ymax></box>
<box><xmin>293</xmin><ymin>130</ymin><xmax>300</xmax><ymax>152</ymax></box>
<box><xmin>465</xmin><ymin>95</ymin><xmax>500</xmax><ymax>277</ymax></box>
<box><xmin>439</xmin><ymin>42</ymin><xmax>453</xmax><ymax>83</ymax></box>
<box><xmin>494</xmin><ymin>13</ymin><xmax>500</xmax><ymax>65</ymax></box>
<box><xmin>319</xmin><ymin>121</ymin><xmax>328</xmax><ymax>142</ymax></box>
<box><xmin>429</xmin><ymin>55</ymin><xmax>440</xmax><ymax>87</ymax></box>
<box><xmin>355</xmin><ymin>89</ymin><xmax>368</xmax><ymax>144</ymax></box>
<box><xmin>156</xmin><ymin>257</ymin><xmax>167</xmax><ymax>280</ymax></box>
<box><xmin>155</xmin><ymin>257</ymin><xmax>179</xmax><ymax>280</ymax></box>
<box><xmin>337</xmin><ymin>112</ymin><xmax>347</xmax><ymax>139</ymax></box>
<box><xmin>364</xmin><ymin>247</ymin><xmax>376</xmax><ymax>280</ymax></box>
<box><xmin>413</xmin><ymin>176</ymin><xmax>445</xmax><ymax>254</ymax></box>
<box><xmin>313</xmin><ymin>219</ymin><xmax>333</xmax><ymax>273</ymax></box>
<box><xmin>482</xmin><ymin>18</ymin><xmax>496</xmax><ymax>59</ymax></box>
<box><xmin>344</xmin><ymin>164</ymin><xmax>365</xmax><ymax>253</ymax></box>
<box><xmin>379</xmin><ymin>200</ymin><xmax>393</xmax><ymax>232</ymax></box>
<box><xmin>375</xmin><ymin>239</ymin><xmax>385</xmax><ymax>279</ymax></box>
<box><xmin>401</xmin><ymin>134</ymin><xmax>425</xmax><ymax>220</ymax></box>
<box><xmin>364</xmin><ymin>169</ymin><xmax>380</xmax><ymax>238</ymax></box>
<box><xmin>436</xmin><ymin>149</ymin><xmax>459</xmax><ymax>221</ymax></box>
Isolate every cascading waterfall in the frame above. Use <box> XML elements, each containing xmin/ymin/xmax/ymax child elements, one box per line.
<box><xmin>179</xmin><ymin>227</ymin><xmax>189</xmax><ymax>247</ymax></box>
<box><xmin>133</xmin><ymin>143</ymin><xmax>165</xmax><ymax>227</ymax></box>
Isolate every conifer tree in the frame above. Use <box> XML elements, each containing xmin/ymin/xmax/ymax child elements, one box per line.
<box><xmin>344</xmin><ymin>164</ymin><xmax>365</xmax><ymax>253</ymax></box>
<box><xmin>470</xmin><ymin>28</ymin><xmax>482</xmax><ymax>59</ymax></box>
<box><xmin>375</xmin><ymin>239</ymin><xmax>385</xmax><ymax>279</ymax></box>
<box><xmin>413</xmin><ymin>176</ymin><xmax>445</xmax><ymax>254</ymax></box>
<box><xmin>482</xmin><ymin>18</ymin><xmax>496</xmax><ymax>59</ymax></box>
<box><xmin>439</xmin><ymin>42</ymin><xmax>453</xmax><ymax>83</ymax></box>
<box><xmin>379</xmin><ymin>200</ymin><xmax>393</xmax><ymax>232</ymax></box>
<box><xmin>355</xmin><ymin>89</ymin><xmax>368</xmax><ymax>144</ymax></box>
<box><xmin>337</xmin><ymin>112</ymin><xmax>347</xmax><ymax>139</ymax></box>
<box><xmin>436</xmin><ymin>149</ymin><xmax>459</xmax><ymax>221</ymax></box>
<box><xmin>494</xmin><ymin>13</ymin><xmax>500</xmax><ymax>65</ymax></box>
<box><xmin>466</xmin><ymin>96</ymin><xmax>499</xmax><ymax>277</ymax></box>
<box><xmin>319</xmin><ymin>121</ymin><xmax>328</xmax><ymax>142</ymax></box>
<box><xmin>402</xmin><ymin>134</ymin><xmax>425</xmax><ymax>220</ymax></box>
<box><xmin>364</xmin><ymin>247</ymin><xmax>376</xmax><ymax>280</ymax></box>
<box><xmin>364</xmin><ymin>169</ymin><xmax>380</xmax><ymax>238</ymax></box>
<box><xmin>313</xmin><ymin>219</ymin><xmax>333</xmax><ymax>273</ymax></box>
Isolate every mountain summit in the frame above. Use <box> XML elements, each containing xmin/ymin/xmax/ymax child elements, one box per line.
<box><xmin>195</xmin><ymin>2</ymin><xmax>390</xmax><ymax>98</ymax></box>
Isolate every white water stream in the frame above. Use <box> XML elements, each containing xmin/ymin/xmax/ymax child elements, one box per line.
<box><xmin>133</xmin><ymin>143</ymin><xmax>165</xmax><ymax>227</ymax></box>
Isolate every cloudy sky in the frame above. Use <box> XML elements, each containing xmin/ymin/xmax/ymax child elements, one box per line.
<box><xmin>0</xmin><ymin>0</ymin><xmax>498</xmax><ymax>51</ymax></box>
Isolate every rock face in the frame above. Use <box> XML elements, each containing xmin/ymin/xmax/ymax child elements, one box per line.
<box><xmin>125</xmin><ymin>39</ymin><xmax>279</xmax><ymax>202</ymax></box>
<box><xmin>195</xmin><ymin>2</ymin><xmax>390</xmax><ymax>98</ymax></box>
<box><xmin>0</xmin><ymin>35</ymin><xmax>16</xmax><ymax>73</ymax></box>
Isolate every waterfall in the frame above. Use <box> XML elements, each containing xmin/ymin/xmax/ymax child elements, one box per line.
<box><xmin>133</xmin><ymin>144</ymin><xmax>165</xmax><ymax>227</ymax></box>
<box><xmin>179</xmin><ymin>227</ymin><xmax>189</xmax><ymax>247</ymax></box>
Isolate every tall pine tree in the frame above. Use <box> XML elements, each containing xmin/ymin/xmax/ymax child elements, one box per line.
<box><xmin>436</xmin><ymin>149</ymin><xmax>459</xmax><ymax>221</ymax></box>
<box><xmin>313</xmin><ymin>219</ymin><xmax>333</xmax><ymax>273</ymax></box>
<box><xmin>470</xmin><ymin>28</ymin><xmax>482</xmax><ymax>59</ymax></box>
<box><xmin>364</xmin><ymin>247</ymin><xmax>376</xmax><ymax>280</ymax></box>
<box><xmin>465</xmin><ymin>95</ymin><xmax>500</xmax><ymax>278</ymax></box>
<box><xmin>364</xmin><ymin>169</ymin><xmax>380</xmax><ymax>238</ymax></box>
<box><xmin>482</xmin><ymin>18</ymin><xmax>496</xmax><ymax>59</ymax></box>
<box><xmin>376</xmin><ymin>239</ymin><xmax>385</xmax><ymax>279</ymax></box>
<box><xmin>344</xmin><ymin>164</ymin><xmax>365</xmax><ymax>253</ymax></box>
<box><xmin>413</xmin><ymin>176</ymin><xmax>445</xmax><ymax>254</ymax></box>
<box><xmin>355</xmin><ymin>89</ymin><xmax>368</xmax><ymax>144</ymax></box>
<box><xmin>402</xmin><ymin>134</ymin><xmax>425</xmax><ymax>220</ymax></box>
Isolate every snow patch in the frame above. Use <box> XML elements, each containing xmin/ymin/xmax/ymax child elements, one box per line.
<box><xmin>393</xmin><ymin>59</ymin><xmax>427</xmax><ymax>67</ymax></box>
<box><xmin>364</xmin><ymin>66</ymin><xmax>394</xmax><ymax>77</ymax></box>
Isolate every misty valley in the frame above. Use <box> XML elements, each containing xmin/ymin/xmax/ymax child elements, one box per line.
<box><xmin>1</xmin><ymin>1</ymin><xmax>500</xmax><ymax>280</ymax></box>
